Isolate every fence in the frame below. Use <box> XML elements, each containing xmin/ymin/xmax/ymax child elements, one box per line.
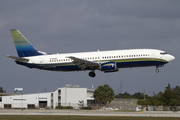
<box><xmin>147</xmin><ymin>105</ymin><xmax>180</xmax><ymax>111</ymax></box>
<box><xmin>0</xmin><ymin>102</ymin><xmax>125</xmax><ymax>110</ymax></box>
<box><xmin>1</xmin><ymin>102</ymin><xmax>180</xmax><ymax>111</ymax></box>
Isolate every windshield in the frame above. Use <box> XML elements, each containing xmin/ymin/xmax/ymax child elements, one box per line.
<box><xmin>160</xmin><ymin>52</ymin><xmax>168</xmax><ymax>55</ymax></box>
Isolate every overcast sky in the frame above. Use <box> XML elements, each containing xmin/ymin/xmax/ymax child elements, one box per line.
<box><xmin>0</xmin><ymin>0</ymin><xmax>180</xmax><ymax>95</ymax></box>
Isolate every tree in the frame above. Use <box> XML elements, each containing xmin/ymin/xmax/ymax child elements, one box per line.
<box><xmin>137</xmin><ymin>99</ymin><xmax>151</xmax><ymax>106</ymax></box>
<box><xmin>166</xmin><ymin>83</ymin><xmax>171</xmax><ymax>90</ymax></box>
<box><xmin>115</xmin><ymin>84</ymin><xmax>180</xmax><ymax>106</ymax></box>
<box><xmin>117</xmin><ymin>92</ymin><xmax>132</xmax><ymax>98</ymax></box>
<box><xmin>151</xmin><ymin>84</ymin><xmax>180</xmax><ymax>106</ymax></box>
<box><xmin>152</xmin><ymin>99</ymin><xmax>163</xmax><ymax>106</ymax></box>
<box><xmin>169</xmin><ymin>99</ymin><xmax>180</xmax><ymax>106</ymax></box>
<box><xmin>78</xmin><ymin>100</ymin><xmax>84</xmax><ymax>108</ymax></box>
<box><xmin>172</xmin><ymin>86</ymin><xmax>180</xmax><ymax>99</ymax></box>
<box><xmin>163</xmin><ymin>88</ymin><xmax>177</xmax><ymax>105</ymax></box>
<box><xmin>0</xmin><ymin>87</ymin><xmax>6</xmax><ymax>93</ymax></box>
<box><xmin>132</xmin><ymin>92</ymin><xmax>144</xmax><ymax>99</ymax></box>
<box><xmin>93</xmin><ymin>84</ymin><xmax>115</xmax><ymax>105</ymax></box>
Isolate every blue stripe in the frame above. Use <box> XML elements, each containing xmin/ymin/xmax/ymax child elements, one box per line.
<box><xmin>16</xmin><ymin>45</ymin><xmax>43</xmax><ymax>57</ymax></box>
<box><xmin>117</xmin><ymin>61</ymin><xmax>166</xmax><ymax>68</ymax></box>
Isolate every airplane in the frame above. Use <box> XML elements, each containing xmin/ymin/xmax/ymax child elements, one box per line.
<box><xmin>7</xmin><ymin>29</ymin><xmax>175</xmax><ymax>78</ymax></box>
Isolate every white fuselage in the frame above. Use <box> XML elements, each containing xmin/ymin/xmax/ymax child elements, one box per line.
<box><xmin>21</xmin><ymin>49</ymin><xmax>174</xmax><ymax>71</ymax></box>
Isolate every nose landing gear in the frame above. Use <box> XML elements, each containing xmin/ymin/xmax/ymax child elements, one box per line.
<box><xmin>155</xmin><ymin>65</ymin><xmax>164</xmax><ymax>73</ymax></box>
<box><xmin>155</xmin><ymin>68</ymin><xmax>159</xmax><ymax>73</ymax></box>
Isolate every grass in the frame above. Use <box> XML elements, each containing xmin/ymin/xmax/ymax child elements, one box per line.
<box><xmin>0</xmin><ymin>116</ymin><xmax>180</xmax><ymax>120</ymax></box>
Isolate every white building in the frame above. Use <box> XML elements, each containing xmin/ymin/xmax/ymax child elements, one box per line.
<box><xmin>0</xmin><ymin>86</ymin><xmax>95</xmax><ymax>109</ymax></box>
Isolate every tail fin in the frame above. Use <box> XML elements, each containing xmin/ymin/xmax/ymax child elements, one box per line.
<box><xmin>10</xmin><ymin>29</ymin><xmax>44</xmax><ymax>57</ymax></box>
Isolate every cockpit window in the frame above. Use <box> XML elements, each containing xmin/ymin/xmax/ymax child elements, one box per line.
<box><xmin>160</xmin><ymin>52</ymin><xmax>168</xmax><ymax>55</ymax></box>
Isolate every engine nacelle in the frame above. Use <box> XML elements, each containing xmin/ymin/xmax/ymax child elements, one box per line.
<box><xmin>100</xmin><ymin>62</ymin><xmax>118</xmax><ymax>72</ymax></box>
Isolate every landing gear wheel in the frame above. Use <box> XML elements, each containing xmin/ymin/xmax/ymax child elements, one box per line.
<box><xmin>155</xmin><ymin>69</ymin><xmax>159</xmax><ymax>73</ymax></box>
<box><xmin>89</xmin><ymin>72</ymin><xmax>96</xmax><ymax>78</ymax></box>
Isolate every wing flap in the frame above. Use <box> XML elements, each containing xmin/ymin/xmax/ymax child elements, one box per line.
<box><xmin>7</xmin><ymin>55</ymin><xmax>29</xmax><ymax>62</ymax></box>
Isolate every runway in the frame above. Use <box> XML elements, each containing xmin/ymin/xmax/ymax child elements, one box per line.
<box><xmin>0</xmin><ymin>110</ymin><xmax>180</xmax><ymax>117</ymax></box>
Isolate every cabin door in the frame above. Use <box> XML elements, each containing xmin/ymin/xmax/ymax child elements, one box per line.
<box><xmin>151</xmin><ymin>51</ymin><xmax>155</xmax><ymax>59</ymax></box>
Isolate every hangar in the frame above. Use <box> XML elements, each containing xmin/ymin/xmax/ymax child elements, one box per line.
<box><xmin>0</xmin><ymin>85</ymin><xmax>95</xmax><ymax>109</ymax></box>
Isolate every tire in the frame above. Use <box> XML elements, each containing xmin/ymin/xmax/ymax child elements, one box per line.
<box><xmin>155</xmin><ymin>69</ymin><xmax>159</xmax><ymax>73</ymax></box>
<box><xmin>89</xmin><ymin>72</ymin><xmax>96</xmax><ymax>77</ymax></box>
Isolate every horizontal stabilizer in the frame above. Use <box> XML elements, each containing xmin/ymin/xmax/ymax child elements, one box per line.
<box><xmin>7</xmin><ymin>55</ymin><xmax>29</xmax><ymax>62</ymax></box>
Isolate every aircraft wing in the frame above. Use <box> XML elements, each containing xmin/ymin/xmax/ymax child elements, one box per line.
<box><xmin>67</xmin><ymin>56</ymin><xmax>100</xmax><ymax>69</ymax></box>
<box><xmin>7</xmin><ymin>55</ymin><xmax>29</xmax><ymax>62</ymax></box>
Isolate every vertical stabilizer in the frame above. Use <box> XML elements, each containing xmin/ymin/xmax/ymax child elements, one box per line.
<box><xmin>10</xmin><ymin>29</ymin><xmax>43</xmax><ymax>57</ymax></box>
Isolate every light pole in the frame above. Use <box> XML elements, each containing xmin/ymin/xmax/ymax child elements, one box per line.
<box><xmin>38</xmin><ymin>85</ymin><xmax>39</xmax><ymax>109</ymax></box>
<box><xmin>21</xmin><ymin>91</ymin><xmax>23</xmax><ymax>111</ymax></box>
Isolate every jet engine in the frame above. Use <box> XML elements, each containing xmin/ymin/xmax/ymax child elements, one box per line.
<box><xmin>100</xmin><ymin>61</ymin><xmax>118</xmax><ymax>72</ymax></box>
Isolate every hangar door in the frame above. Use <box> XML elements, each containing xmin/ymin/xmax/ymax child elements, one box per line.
<box><xmin>39</xmin><ymin>101</ymin><xmax>47</xmax><ymax>108</ymax></box>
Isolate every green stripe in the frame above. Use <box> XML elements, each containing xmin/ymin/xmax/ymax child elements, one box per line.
<box><xmin>14</xmin><ymin>41</ymin><xmax>31</xmax><ymax>46</ymax></box>
<box><xmin>114</xmin><ymin>58</ymin><xmax>167</xmax><ymax>63</ymax></box>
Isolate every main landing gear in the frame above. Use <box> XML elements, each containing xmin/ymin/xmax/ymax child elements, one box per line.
<box><xmin>89</xmin><ymin>71</ymin><xmax>96</xmax><ymax>78</ymax></box>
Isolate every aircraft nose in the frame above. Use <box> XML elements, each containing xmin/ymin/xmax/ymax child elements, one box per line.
<box><xmin>168</xmin><ymin>55</ymin><xmax>175</xmax><ymax>62</ymax></box>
